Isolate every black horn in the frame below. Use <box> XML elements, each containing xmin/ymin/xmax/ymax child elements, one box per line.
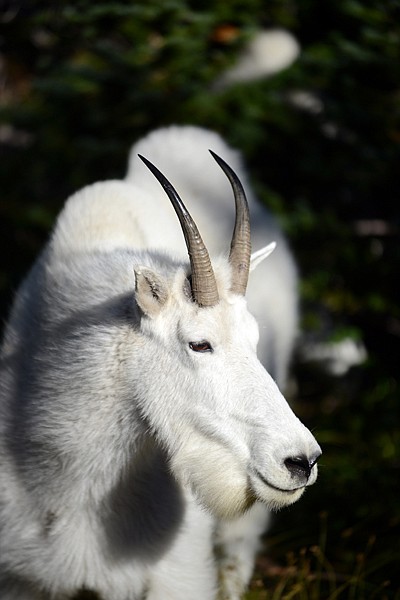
<box><xmin>138</xmin><ymin>155</ymin><xmax>219</xmax><ymax>307</ymax></box>
<box><xmin>209</xmin><ymin>151</ymin><xmax>251</xmax><ymax>296</ymax></box>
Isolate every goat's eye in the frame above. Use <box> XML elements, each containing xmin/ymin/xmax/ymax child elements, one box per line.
<box><xmin>189</xmin><ymin>341</ymin><xmax>213</xmax><ymax>353</ymax></box>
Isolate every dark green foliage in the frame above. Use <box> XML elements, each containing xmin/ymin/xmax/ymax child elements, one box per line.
<box><xmin>1</xmin><ymin>1</ymin><xmax>399</xmax><ymax>596</ymax></box>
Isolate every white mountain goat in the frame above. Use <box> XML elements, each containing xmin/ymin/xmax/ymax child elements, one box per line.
<box><xmin>0</xmin><ymin>128</ymin><xmax>321</xmax><ymax>600</ymax></box>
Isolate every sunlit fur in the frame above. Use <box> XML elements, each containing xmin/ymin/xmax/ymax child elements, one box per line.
<box><xmin>0</xmin><ymin>128</ymin><xmax>320</xmax><ymax>600</ymax></box>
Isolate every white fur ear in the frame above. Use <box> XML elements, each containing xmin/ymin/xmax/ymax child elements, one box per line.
<box><xmin>135</xmin><ymin>267</ymin><xmax>169</xmax><ymax>317</ymax></box>
<box><xmin>250</xmin><ymin>242</ymin><xmax>276</xmax><ymax>272</ymax></box>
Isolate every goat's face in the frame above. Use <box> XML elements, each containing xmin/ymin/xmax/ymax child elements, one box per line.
<box><xmin>132</xmin><ymin>265</ymin><xmax>321</xmax><ymax>519</ymax></box>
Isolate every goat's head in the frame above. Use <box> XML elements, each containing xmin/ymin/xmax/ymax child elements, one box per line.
<box><xmin>131</xmin><ymin>152</ymin><xmax>321</xmax><ymax>519</ymax></box>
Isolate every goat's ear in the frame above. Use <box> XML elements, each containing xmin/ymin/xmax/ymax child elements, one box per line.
<box><xmin>250</xmin><ymin>242</ymin><xmax>276</xmax><ymax>272</ymax></box>
<box><xmin>134</xmin><ymin>267</ymin><xmax>169</xmax><ymax>317</ymax></box>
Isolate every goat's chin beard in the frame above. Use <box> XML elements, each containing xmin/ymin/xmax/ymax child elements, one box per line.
<box><xmin>192</xmin><ymin>479</ymin><xmax>257</xmax><ymax>521</ymax></box>
<box><xmin>169</xmin><ymin>435</ymin><xmax>256</xmax><ymax>520</ymax></box>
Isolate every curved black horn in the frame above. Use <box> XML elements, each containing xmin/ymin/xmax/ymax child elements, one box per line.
<box><xmin>209</xmin><ymin>151</ymin><xmax>251</xmax><ymax>296</ymax></box>
<box><xmin>138</xmin><ymin>155</ymin><xmax>219</xmax><ymax>307</ymax></box>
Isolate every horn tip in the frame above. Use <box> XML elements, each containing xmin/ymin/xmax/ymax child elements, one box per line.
<box><xmin>138</xmin><ymin>153</ymin><xmax>155</xmax><ymax>172</ymax></box>
<box><xmin>208</xmin><ymin>149</ymin><xmax>226</xmax><ymax>168</ymax></box>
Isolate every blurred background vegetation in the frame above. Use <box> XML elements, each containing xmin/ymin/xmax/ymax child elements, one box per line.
<box><xmin>0</xmin><ymin>1</ymin><xmax>399</xmax><ymax>598</ymax></box>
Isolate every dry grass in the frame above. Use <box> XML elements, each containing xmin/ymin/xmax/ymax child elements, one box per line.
<box><xmin>245</xmin><ymin>514</ymin><xmax>398</xmax><ymax>600</ymax></box>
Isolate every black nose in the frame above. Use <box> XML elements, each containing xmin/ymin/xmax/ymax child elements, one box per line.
<box><xmin>284</xmin><ymin>453</ymin><xmax>321</xmax><ymax>481</ymax></box>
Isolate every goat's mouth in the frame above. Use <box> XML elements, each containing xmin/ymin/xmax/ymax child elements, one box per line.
<box><xmin>253</xmin><ymin>469</ymin><xmax>306</xmax><ymax>495</ymax></box>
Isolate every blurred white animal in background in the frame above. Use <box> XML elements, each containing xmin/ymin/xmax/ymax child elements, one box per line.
<box><xmin>215</xmin><ymin>29</ymin><xmax>300</xmax><ymax>90</ymax></box>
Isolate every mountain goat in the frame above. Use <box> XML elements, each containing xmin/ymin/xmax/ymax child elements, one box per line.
<box><xmin>0</xmin><ymin>126</ymin><xmax>321</xmax><ymax>600</ymax></box>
